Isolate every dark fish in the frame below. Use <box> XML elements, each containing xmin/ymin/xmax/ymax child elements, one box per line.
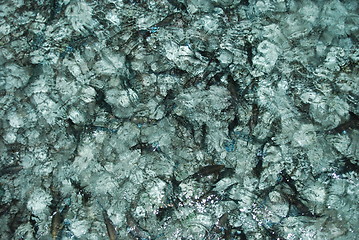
<box><xmin>337</xmin><ymin>157</ymin><xmax>359</xmax><ymax>175</ymax></box>
<box><xmin>282</xmin><ymin>193</ymin><xmax>320</xmax><ymax>218</ymax></box>
<box><xmin>327</xmin><ymin>111</ymin><xmax>359</xmax><ymax>134</ymax></box>
<box><xmin>97</xmin><ymin>201</ymin><xmax>118</xmax><ymax>240</ymax></box>
<box><xmin>214</xmin><ymin>213</ymin><xmax>229</xmax><ymax>233</ymax></box>
<box><xmin>70</xmin><ymin>180</ymin><xmax>91</xmax><ymax>205</ymax></box>
<box><xmin>278</xmin><ymin>170</ymin><xmax>298</xmax><ymax>195</ymax></box>
<box><xmin>206</xmin><ymin>213</ymin><xmax>230</xmax><ymax>240</ymax></box>
<box><xmin>91</xmin><ymin>86</ymin><xmax>114</xmax><ymax>114</ymax></box>
<box><xmin>262</xmin><ymin>225</ymin><xmax>286</xmax><ymax>240</ymax></box>
<box><xmin>162</xmin><ymin>89</ymin><xmax>177</xmax><ymax>117</ymax></box>
<box><xmin>172</xmin><ymin>114</ymin><xmax>195</xmax><ymax>138</ymax></box>
<box><xmin>156</xmin><ymin>204</ymin><xmax>175</xmax><ymax>221</ymax></box>
<box><xmin>227</xmin><ymin>74</ymin><xmax>240</xmax><ymax>102</ymax></box>
<box><xmin>130</xmin><ymin>141</ymin><xmax>161</xmax><ymax>154</ymax></box>
<box><xmin>65</xmin><ymin>118</ymin><xmax>84</xmax><ymax>154</ymax></box>
<box><xmin>126</xmin><ymin>212</ymin><xmax>151</xmax><ymax>239</ymax></box>
<box><xmin>0</xmin><ymin>164</ymin><xmax>23</xmax><ymax>176</ymax></box>
<box><xmin>167</xmin><ymin>0</ymin><xmax>187</xmax><ymax>11</ymax></box>
<box><xmin>228</xmin><ymin>115</ymin><xmax>239</xmax><ymax>139</ymax></box>
<box><xmin>197</xmin><ymin>50</ymin><xmax>215</xmax><ymax>59</ymax></box>
<box><xmin>183</xmin><ymin>75</ymin><xmax>201</xmax><ymax>88</ymax></box>
<box><xmin>51</xmin><ymin>199</ymin><xmax>70</xmax><ymax>240</ymax></box>
<box><xmin>191</xmin><ymin>165</ymin><xmax>225</xmax><ymax>180</ymax></box>
<box><xmin>217</xmin><ymin>167</ymin><xmax>236</xmax><ymax>182</ymax></box>
<box><xmin>240</xmin><ymin>0</ymin><xmax>249</xmax><ymax>5</ymax></box>
<box><xmin>48</xmin><ymin>0</ymin><xmax>61</xmax><ymax>23</ymax></box>
<box><xmin>153</xmin><ymin>13</ymin><xmax>184</xmax><ymax>28</ymax></box>
<box><xmin>248</xmin><ymin>103</ymin><xmax>259</xmax><ymax>138</ymax></box>
<box><xmin>49</xmin><ymin>187</ymin><xmax>70</xmax><ymax>240</ymax></box>
<box><xmin>245</xmin><ymin>41</ymin><xmax>253</xmax><ymax>66</ymax></box>
<box><xmin>103</xmin><ymin>210</ymin><xmax>118</xmax><ymax>240</ymax></box>
<box><xmin>252</xmin><ymin>143</ymin><xmax>265</xmax><ymax>178</ymax></box>
<box><xmin>205</xmin><ymin>71</ymin><xmax>226</xmax><ymax>89</ymax></box>
<box><xmin>29</xmin><ymin>214</ymin><xmax>39</xmax><ymax>239</ymax></box>
<box><xmin>200</xmin><ymin>124</ymin><xmax>207</xmax><ymax>150</ymax></box>
<box><xmin>51</xmin><ymin>210</ymin><xmax>64</xmax><ymax>240</ymax></box>
<box><xmin>231</xmin><ymin>226</ymin><xmax>248</xmax><ymax>240</ymax></box>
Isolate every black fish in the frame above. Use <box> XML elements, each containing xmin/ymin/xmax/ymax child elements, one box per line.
<box><xmin>126</xmin><ymin>212</ymin><xmax>151</xmax><ymax>239</ymax></box>
<box><xmin>227</xmin><ymin>74</ymin><xmax>240</xmax><ymax>102</ymax></box>
<box><xmin>327</xmin><ymin>111</ymin><xmax>359</xmax><ymax>134</ymax></box>
<box><xmin>206</xmin><ymin>213</ymin><xmax>230</xmax><ymax>240</ymax></box>
<box><xmin>103</xmin><ymin>210</ymin><xmax>118</xmax><ymax>240</ymax></box>
<box><xmin>228</xmin><ymin>115</ymin><xmax>239</xmax><ymax>139</ymax></box>
<box><xmin>278</xmin><ymin>170</ymin><xmax>298</xmax><ymax>195</ymax></box>
<box><xmin>191</xmin><ymin>165</ymin><xmax>225</xmax><ymax>180</ymax></box>
<box><xmin>0</xmin><ymin>164</ymin><xmax>23</xmax><ymax>176</ymax></box>
<box><xmin>248</xmin><ymin>103</ymin><xmax>260</xmax><ymax>138</ymax></box>
<box><xmin>167</xmin><ymin>0</ymin><xmax>187</xmax><ymax>11</ymax></box>
<box><xmin>130</xmin><ymin>141</ymin><xmax>161</xmax><ymax>154</ymax></box>
<box><xmin>283</xmin><ymin>193</ymin><xmax>320</xmax><ymax>218</ymax></box>
<box><xmin>70</xmin><ymin>180</ymin><xmax>91</xmax><ymax>205</ymax></box>
<box><xmin>172</xmin><ymin>114</ymin><xmax>195</xmax><ymax>139</ymax></box>
<box><xmin>252</xmin><ymin>144</ymin><xmax>265</xmax><ymax>178</ymax></box>
<box><xmin>262</xmin><ymin>225</ymin><xmax>286</xmax><ymax>240</ymax></box>
<box><xmin>91</xmin><ymin>86</ymin><xmax>114</xmax><ymax>114</ymax></box>
<box><xmin>153</xmin><ymin>13</ymin><xmax>184</xmax><ymax>28</ymax></box>
<box><xmin>50</xmin><ymin>203</ymin><xmax>70</xmax><ymax>240</ymax></box>
<box><xmin>97</xmin><ymin>201</ymin><xmax>118</xmax><ymax>240</ymax></box>
<box><xmin>245</xmin><ymin>41</ymin><xmax>253</xmax><ymax>66</ymax></box>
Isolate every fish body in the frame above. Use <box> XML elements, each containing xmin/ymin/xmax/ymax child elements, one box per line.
<box><xmin>0</xmin><ymin>165</ymin><xmax>23</xmax><ymax>176</ymax></box>
<box><xmin>51</xmin><ymin>211</ymin><xmax>64</xmax><ymax>240</ymax></box>
<box><xmin>191</xmin><ymin>165</ymin><xmax>225</xmax><ymax>180</ymax></box>
<box><xmin>50</xmin><ymin>196</ymin><xmax>70</xmax><ymax>240</ymax></box>
<box><xmin>103</xmin><ymin>210</ymin><xmax>118</xmax><ymax>240</ymax></box>
<box><xmin>283</xmin><ymin>193</ymin><xmax>320</xmax><ymax>218</ymax></box>
<box><xmin>97</xmin><ymin>201</ymin><xmax>118</xmax><ymax>240</ymax></box>
<box><xmin>327</xmin><ymin>112</ymin><xmax>359</xmax><ymax>134</ymax></box>
<box><xmin>126</xmin><ymin>212</ymin><xmax>151</xmax><ymax>240</ymax></box>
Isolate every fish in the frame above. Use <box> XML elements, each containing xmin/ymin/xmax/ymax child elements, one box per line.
<box><xmin>172</xmin><ymin>114</ymin><xmax>195</xmax><ymax>139</ymax></box>
<box><xmin>167</xmin><ymin>0</ymin><xmax>187</xmax><ymax>11</ymax></box>
<box><xmin>153</xmin><ymin>13</ymin><xmax>184</xmax><ymax>28</ymax></box>
<box><xmin>252</xmin><ymin>144</ymin><xmax>265</xmax><ymax>178</ymax></box>
<box><xmin>226</xmin><ymin>74</ymin><xmax>240</xmax><ymax>103</ymax></box>
<box><xmin>205</xmin><ymin>71</ymin><xmax>226</xmax><ymax>89</ymax></box>
<box><xmin>0</xmin><ymin>164</ymin><xmax>23</xmax><ymax>176</ymax></box>
<box><xmin>232</xmin><ymin>226</ymin><xmax>248</xmax><ymax>240</ymax></box>
<box><xmin>191</xmin><ymin>165</ymin><xmax>225</xmax><ymax>180</ymax></box>
<box><xmin>49</xmin><ymin>187</ymin><xmax>70</xmax><ymax>240</ymax></box>
<box><xmin>48</xmin><ymin>0</ymin><xmax>61</xmax><ymax>23</ymax></box>
<box><xmin>200</xmin><ymin>124</ymin><xmax>207</xmax><ymax>150</ymax></box>
<box><xmin>248</xmin><ymin>103</ymin><xmax>259</xmax><ymax>138</ymax></box>
<box><xmin>126</xmin><ymin>212</ymin><xmax>151</xmax><ymax>240</ymax></box>
<box><xmin>337</xmin><ymin>157</ymin><xmax>359</xmax><ymax>175</ymax></box>
<box><xmin>51</xmin><ymin>210</ymin><xmax>64</xmax><ymax>240</ymax></box>
<box><xmin>70</xmin><ymin>180</ymin><xmax>91</xmax><ymax>205</ymax></box>
<box><xmin>97</xmin><ymin>201</ymin><xmax>118</xmax><ymax>240</ymax></box>
<box><xmin>245</xmin><ymin>41</ymin><xmax>253</xmax><ymax>66</ymax></box>
<box><xmin>130</xmin><ymin>141</ymin><xmax>161</xmax><ymax>154</ymax></box>
<box><xmin>228</xmin><ymin>115</ymin><xmax>239</xmax><ymax>139</ymax></box>
<box><xmin>91</xmin><ymin>86</ymin><xmax>114</xmax><ymax>115</ymax></box>
<box><xmin>156</xmin><ymin>204</ymin><xmax>175</xmax><ymax>221</ymax></box>
<box><xmin>327</xmin><ymin>111</ymin><xmax>359</xmax><ymax>134</ymax></box>
<box><xmin>50</xmin><ymin>198</ymin><xmax>70</xmax><ymax>240</ymax></box>
<box><xmin>261</xmin><ymin>224</ymin><xmax>286</xmax><ymax>240</ymax></box>
<box><xmin>205</xmin><ymin>213</ymin><xmax>230</xmax><ymax>240</ymax></box>
<box><xmin>282</xmin><ymin>193</ymin><xmax>320</xmax><ymax>218</ymax></box>
<box><xmin>103</xmin><ymin>210</ymin><xmax>118</xmax><ymax>240</ymax></box>
<box><xmin>278</xmin><ymin>170</ymin><xmax>298</xmax><ymax>195</ymax></box>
